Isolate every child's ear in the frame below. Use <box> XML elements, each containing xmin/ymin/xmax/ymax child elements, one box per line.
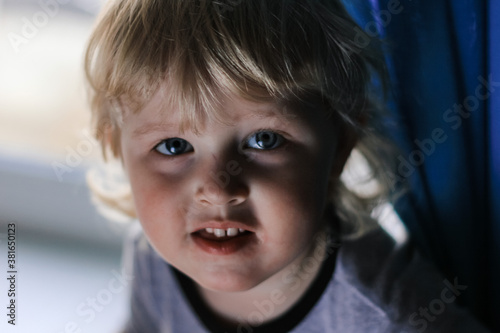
<box><xmin>330</xmin><ymin>125</ymin><xmax>357</xmax><ymax>180</ymax></box>
<box><xmin>329</xmin><ymin>112</ymin><xmax>367</xmax><ymax>179</ymax></box>
<box><xmin>98</xmin><ymin>119</ymin><xmax>122</xmax><ymax>162</ymax></box>
<box><xmin>100</xmin><ymin>123</ymin><xmax>114</xmax><ymax>158</ymax></box>
<box><xmin>109</xmin><ymin>128</ymin><xmax>125</xmax><ymax>164</ymax></box>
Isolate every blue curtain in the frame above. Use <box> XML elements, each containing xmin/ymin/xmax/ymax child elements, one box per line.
<box><xmin>342</xmin><ymin>0</ymin><xmax>499</xmax><ymax>330</ymax></box>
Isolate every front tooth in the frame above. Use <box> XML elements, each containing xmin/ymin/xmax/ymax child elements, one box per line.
<box><xmin>227</xmin><ymin>228</ymin><xmax>238</xmax><ymax>236</ymax></box>
<box><xmin>205</xmin><ymin>228</ymin><xmax>214</xmax><ymax>233</ymax></box>
<box><xmin>214</xmin><ymin>228</ymin><xmax>226</xmax><ymax>237</ymax></box>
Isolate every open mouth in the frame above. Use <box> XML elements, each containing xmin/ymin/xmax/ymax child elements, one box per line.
<box><xmin>191</xmin><ymin>228</ymin><xmax>256</xmax><ymax>255</ymax></box>
<box><xmin>197</xmin><ymin>227</ymin><xmax>250</xmax><ymax>239</ymax></box>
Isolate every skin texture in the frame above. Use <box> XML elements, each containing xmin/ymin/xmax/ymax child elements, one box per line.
<box><xmin>119</xmin><ymin>85</ymin><xmax>354</xmax><ymax>324</ymax></box>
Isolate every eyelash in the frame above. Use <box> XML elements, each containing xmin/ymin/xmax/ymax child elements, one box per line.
<box><xmin>243</xmin><ymin>128</ymin><xmax>288</xmax><ymax>150</ymax></box>
<box><xmin>152</xmin><ymin>138</ymin><xmax>193</xmax><ymax>159</ymax></box>
<box><xmin>152</xmin><ymin>128</ymin><xmax>288</xmax><ymax>157</ymax></box>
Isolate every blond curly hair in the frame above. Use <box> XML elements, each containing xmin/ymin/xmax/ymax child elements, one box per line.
<box><xmin>84</xmin><ymin>0</ymin><xmax>399</xmax><ymax>238</ymax></box>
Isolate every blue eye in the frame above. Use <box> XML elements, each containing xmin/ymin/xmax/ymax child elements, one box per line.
<box><xmin>154</xmin><ymin>138</ymin><xmax>193</xmax><ymax>156</ymax></box>
<box><xmin>246</xmin><ymin>131</ymin><xmax>284</xmax><ymax>150</ymax></box>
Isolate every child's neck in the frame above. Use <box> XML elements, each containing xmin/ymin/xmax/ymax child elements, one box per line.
<box><xmin>195</xmin><ymin>228</ymin><xmax>331</xmax><ymax>328</ymax></box>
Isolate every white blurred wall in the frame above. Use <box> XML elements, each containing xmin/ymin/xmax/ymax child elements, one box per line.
<box><xmin>0</xmin><ymin>1</ymin><xmax>131</xmax><ymax>332</ymax></box>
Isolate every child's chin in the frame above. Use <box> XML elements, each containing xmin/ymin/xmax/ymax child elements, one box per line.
<box><xmin>196</xmin><ymin>273</ymin><xmax>263</xmax><ymax>293</ymax></box>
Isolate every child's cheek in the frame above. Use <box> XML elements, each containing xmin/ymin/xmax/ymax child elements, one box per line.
<box><xmin>251</xmin><ymin>161</ymin><xmax>326</xmax><ymax>226</ymax></box>
<box><xmin>130</xmin><ymin>173</ymin><xmax>191</xmax><ymax>263</ymax></box>
<box><xmin>127</xmin><ymin>161</ymin><xmax>187</xmax><ymax>231</ymax></box>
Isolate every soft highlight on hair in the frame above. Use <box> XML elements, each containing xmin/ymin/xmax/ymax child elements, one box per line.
<box><xmin>85</xmin><ymin>0</ymin><xmax>400</xmax><ymax>238</ymax></box>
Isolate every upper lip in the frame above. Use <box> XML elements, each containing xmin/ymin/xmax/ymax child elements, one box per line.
<box><xmin>192</xmin><ymin>221</ymin><xmax>255</xmax><ymax>233</ymax></box>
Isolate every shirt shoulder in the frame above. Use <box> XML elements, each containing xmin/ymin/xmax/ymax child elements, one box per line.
<box><xmin>120</xmin><ymin>222</ymin><xmax>165</xmax><ymax>332</ymax></box>
<box><xmin>121</xmin><ymin>222</ymin><xmax>208</xmax><ymax>333</ymax></box>
<box><xmin>317</xmin><ymin>225</ymin><xmax>491</xmax><ymax>333</ymax></box>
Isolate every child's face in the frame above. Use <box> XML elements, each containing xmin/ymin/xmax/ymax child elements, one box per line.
<box><xmin>120</xmin><ymin>87</ymin><xmax>343</xmax><ymax>292</ymax></box>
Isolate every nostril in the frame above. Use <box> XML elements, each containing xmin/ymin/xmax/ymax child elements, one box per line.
<box><xmin>196</xmin><ymin>180</ymin><xmax>249</xmax><ymax>206</ymax></box>
<box><xmin>228</xmin><ymin>198</ymin><xmax>240</xmax><ymax>205</ymax></box>
<box><xmin>199</xmin><ymin>199</ymin><xmax>211</xmax><ymax>206</ymax></box>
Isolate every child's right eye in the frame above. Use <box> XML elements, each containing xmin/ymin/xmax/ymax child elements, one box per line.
<box><xmin>244</xmin><ymin>130</ymin><xmax>286</xmax><ymax>150</ymax></box>
<box><xmin>154</xmin><ymin>138</ymin><xmax>193</xmax><ymax>156</ymax></box>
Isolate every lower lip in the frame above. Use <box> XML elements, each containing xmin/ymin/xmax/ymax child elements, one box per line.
<box><xmin>191</xmin><ymin>232</ymin><xmax>255</xmax><ymax>255</ymax></box>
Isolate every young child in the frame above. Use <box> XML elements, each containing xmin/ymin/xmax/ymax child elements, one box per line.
<box><xmin>84</xmin><ymin>0</ymin><xmax>491</xmax><ymax>332</ymax></box>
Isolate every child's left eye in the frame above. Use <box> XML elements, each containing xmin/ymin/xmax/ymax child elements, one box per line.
<box><xmin>245</xmin><ymin>131</ymin><xmax>284</xmax><ymax>150</ymax></box>
<box><xmin>154</xmin><ymin>138</ymin><xmax>193</xmax><ymax>156</ymax></box>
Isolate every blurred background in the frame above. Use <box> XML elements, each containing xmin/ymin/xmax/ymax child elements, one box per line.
<box><xmin>1</xmin><ymin>0</ymin><xmax>496</xmax><ymax>331</ymax></box>
<box><xmin>0</xmin><ymin>0</ymin><xmax>412</xmax><ymax>332</ymax></box>
<box><xmin>0</xmin><ymin>0</ymin><xmax>130</xmax><ymax>332</ymax></box>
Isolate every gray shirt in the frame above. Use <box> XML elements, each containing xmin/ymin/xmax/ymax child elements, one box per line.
<box><xmin>121</xmin><ymin>222</ymin><xmax>491</xmax><ymax>333</ymax></box>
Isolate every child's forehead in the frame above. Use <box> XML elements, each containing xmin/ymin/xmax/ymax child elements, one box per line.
<box><xmin>124</xmin><ymin>85</ymin><xmax>304</xmax><ymax>134</ymax></box>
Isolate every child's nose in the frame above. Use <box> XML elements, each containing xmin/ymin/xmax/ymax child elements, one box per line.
<box><xmin>194</xmin><ymin>157</ymin><xmax>249</xmax><ymax>207</ymax></box>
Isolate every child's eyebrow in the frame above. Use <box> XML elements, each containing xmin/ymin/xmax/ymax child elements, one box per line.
<box><xmin>132</xmin><ymin>122</ymin><xmax>178</xmax><ymax>138</ymax></box>
<box><xmin>131</xmin><ymin>106</ymin><xmax>295</xmax><ymax>138</ymax></box>
<box><xmin>243</xmin><ymin>105</ymin><xmax>297</xmax><ymax>121</ymax></box>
